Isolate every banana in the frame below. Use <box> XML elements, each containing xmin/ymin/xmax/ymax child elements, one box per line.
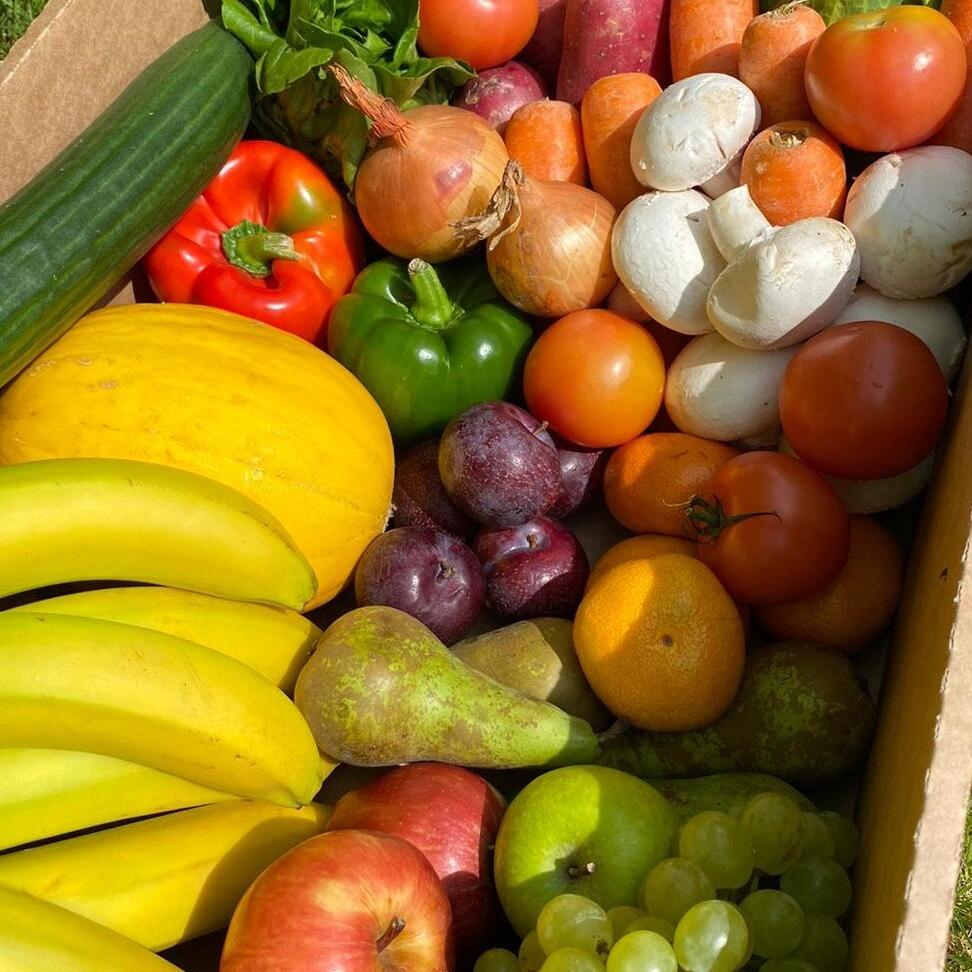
<box><xmin>11</xmin><ymin>585</ymin><xmax>322</xmax><ymax>692</ymax></box>
<box><xmin>0</xmin><ymin>457</ymin><xmax>316</xmax><ymax>609</ymax></box>
<box><xmin>0</xmin><ymin>801</ymin><xmax>331</xmax><ymax>953</ymax></box>
<box><xmin>0</xmin><ymin>885</ymin><xmax>179</xmax><ymax>971</ymax></box>
<box><xmin>0</xmin><ymin>612</ymin><xmax>326</xmax><ymax>806</ymax></box>
<box><xmin>0</xmin><ymin>748</ymin><xmax>235</xmax><ymax>852</ymax></box>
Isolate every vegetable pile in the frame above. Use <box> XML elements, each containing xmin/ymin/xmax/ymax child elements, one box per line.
<box><xmin>0</xmin><ymin>0</ymin><xmax>970</xmax><ymax>970</ymax></box>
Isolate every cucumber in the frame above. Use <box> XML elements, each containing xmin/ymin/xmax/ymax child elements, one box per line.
<box><xmin>0</xmin><ymin>22</ymin><xmax>252</xmax><ymax>386</ymax></box>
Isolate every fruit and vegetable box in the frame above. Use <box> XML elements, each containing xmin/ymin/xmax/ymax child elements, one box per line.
<box><xmin>0</xmin><ymin>0</ymin><xmax>970</xmax><ymax>969</ymax></box>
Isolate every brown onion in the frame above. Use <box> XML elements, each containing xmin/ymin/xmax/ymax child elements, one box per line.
<box><xmin>332</xmin><ymin>65</ymin><xmax>509</xmax><ymax>263</ymax></box>
<box><xmin>457</xmin><ymin>161</ymin><xmax>618</xmax><ymax>317</ymax></box>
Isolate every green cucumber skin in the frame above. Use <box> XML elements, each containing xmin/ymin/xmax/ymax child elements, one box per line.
<box><xmin>0</xmin><ymin>22</ymin><xmax>252</xmax><ymax>386</ymax></box>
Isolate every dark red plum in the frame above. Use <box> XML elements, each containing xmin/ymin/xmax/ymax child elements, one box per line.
<box><xmin>549</xmin><ymin>436</ymin><xmax>608</xmax><ymax>519</ymax></box>
<box><xmin>475</xmin><ymin>516</ymin><xmax>590</xmax><ymax>620</ymax></box>
<box><xmin>438</xmin><ymin>402</ymin><xmax>562</xmax><ymax>528</ymax></box>
<box><xmin>355</xmin><ymin>527</ymin><xmax>485</xmax><ymax>645</ymax></box>
<box><xmin>392</xmin><ymin>440</ymin><xmax>475</xmax><ymax>540</ymax></box>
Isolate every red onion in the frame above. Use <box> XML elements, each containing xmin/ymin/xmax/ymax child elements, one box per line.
<box><xmin>452</xmin><ymin>61</ymin><xmax>547</xmax><ymax>134</ymax></box>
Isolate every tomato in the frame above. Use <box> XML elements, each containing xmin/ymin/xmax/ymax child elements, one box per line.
<box><xmin>523</xmin><ymin>309</ymin><xmax>666</xmax><ymax>448</ymax></box>
<box><xmin>804</xmin><ymin>6</ymin><xmax>966</xmax><ymax>151</ymax></box>
<box><xmin>780</xmin><ymin>321</ymin><xmax>948</xmax><ymax>481</ymax></box>
<box><xmin>690</xmin><ymin>452</ymin><xmax>851</xmax><ymax>605</ymax></box>
<box><xmin>417</xmin><ymin>0</ymin><xmax>540</xmax><ymax>70</ymax></box>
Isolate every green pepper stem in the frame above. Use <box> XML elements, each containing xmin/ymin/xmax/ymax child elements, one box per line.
<box><xmin>408</xmin><ymin>259</ymin><xmax>454</xmax><ymax>330</ymax></box>
<box><xmin>222</xmin><ymin>219</ymin><xmax>299</xmax><ymax>278</ymax></box>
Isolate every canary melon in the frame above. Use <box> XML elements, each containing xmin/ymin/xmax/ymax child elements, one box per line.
<box><xmin>0</xmin><ymin>304</ymin><xmax>393</xmax><ymax>608</ymax></box>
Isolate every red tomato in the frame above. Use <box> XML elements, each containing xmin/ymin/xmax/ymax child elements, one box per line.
<box><xmin>523</xmin><ymin>309</ymin><xmax>666</xmax><ymax>448</ymax></box>
<box><xmin>805</xmin><ymin>6</ymin><xmax>967</xmax><ymax>151</ymax></box>
<box><xmin>690</xmin><ymin>452</ymin><xmax>850</xmax><ymax>605</ymax></box>
<box><xmin>780</xmin><ymin>321</ymin><xmax>948</xmax><ymax>480</ymax></box>
<box><xmin>418</xmin><ymin>0</ymin><xmax>540</xmax><ymax>70</ymax></box>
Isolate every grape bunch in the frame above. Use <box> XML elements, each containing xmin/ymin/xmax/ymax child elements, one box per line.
<box><xmin>473</xmin><ymin>792</ymin><xmax>859</xmax><ymax>972</ymax></box>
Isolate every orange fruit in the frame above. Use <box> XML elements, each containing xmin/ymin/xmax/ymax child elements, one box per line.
<box><xmin>604</xmin><ymin>433</ymin><xmax>740</xmax><ymax>536</ymax></box>
<box><xmin>755</xmin><ymin>516</ymin><xmax>904</xmax><ymax>654</ymax></box>
<box><xmin>575</xmin><ymin>553</ymin><xmax>746</xmax><ymax>731</ymax></box>
<box><xmin>589</xmin><ymin>534</ymin><xmax>697</xmax><ymax>587</ymax></box>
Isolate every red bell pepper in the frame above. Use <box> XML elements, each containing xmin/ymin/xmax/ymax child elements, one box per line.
<box><xmin>145</xmin><ymin>140</ymin><xmax>363</xmax><ymax>343</ymax></box>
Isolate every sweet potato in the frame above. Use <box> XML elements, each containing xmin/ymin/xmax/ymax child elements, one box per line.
<box><xmin>557</xmin><ymin>0</ymin><xmax>671</xmax><ymax>105</ymax></box>
<box><xmin>521</xmin><ymin>0</ymin><xmax>568</xmax><ymax>89</ymax></box>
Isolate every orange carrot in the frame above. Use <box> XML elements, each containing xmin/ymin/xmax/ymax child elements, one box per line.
<box><xmin>740</xmin><ymin>121</ymin><xmax>847</xmax><ymax>225</ymax></box>
<box><xmin>504</xmin><ymin>100</ymin><xmax>588</xmax><ymax>184</ymax></box>
<box><xmin>670</xmin><ymin>0</ymin><xmax>758</xmax><ymax>80</ymax></box>
<box><xmin>936</xmin><ymin>0</ymin><xmax>972</xmax><ymax>152</ymax></box>
<box><xmin>739</xmin><ymin>4</ymin><xmax>826</xmax><ymax>126</ymax></box>
<box><xmin>580</xmin><ymin>73</ymin><xmax>662</xmax><ymax>210</ymax></box>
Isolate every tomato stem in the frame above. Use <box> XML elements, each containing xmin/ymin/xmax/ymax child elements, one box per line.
<box><xmin>686</xmin><ymin>495</ymin><xmax>781</xmax><ymax>543</ymax></box>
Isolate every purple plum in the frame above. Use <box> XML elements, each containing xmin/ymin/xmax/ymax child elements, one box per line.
<box><xmin>549</xmin><ymin>436</ymin><xmax>608</xmax><ymax>519</ymax></box>
<box><xmin>392</xmin><ymin>439</ymin><xmax>475</xmax><ymax>540</ymax></box>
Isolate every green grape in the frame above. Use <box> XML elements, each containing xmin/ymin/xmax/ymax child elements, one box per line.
<box><xmin>780</xmin><ymin>860</ymin><xmax>852</xmax><ymax>918</ymax></box>
<box><xmin>520</xmin><ymin>931</ymin><xmax>547</xmax><ymax>972</ymax></box>
<box><xmin>740</xmin><ymin>793</ymin><xmax>806</xmax><ymax>875</ymax></box>
<box><xmin>625</xmin><ymin>916</ymin><xmax>676</xmax><ymax>942</ymax></box>
<box><xmin>606</xmin><ymin>931</ymin><xmax>677</xmax><ymax>972</ymax></box>
<box><xmin>537</xmin><ymin>894</ymin><xmax>614</xmax><ymax>958</ymax></box>
<box><xmin>679</xmin><ymin>812</ymin><xmax>755</xmax><ymax>890</ymax></box>
<box><xmin>739</xmin><ymin>889</ymin><xmax>805</xmax><ymax>958</ymax></box>
<box><xmin>475</xmin><ymin>949</ymin><xmax>521</xmax><ymax>972</ymax></box>
<box><xmin>673</xmin><ymin>900</ymin><xmax>750</xmax><ymax>972</ymax></box>
<box><xmin>799</xmin><ymin>813</ymin><xmax>836</xmax><ymax>862</ymax></box>
<box><xmin>539</xmin><ymin>948</ymin><xmax>607</xmax><ymax>972</ymax></box>
<box><xmin>607</xmin><ymin>906</ymin><xmax>648</xmax><ymax>940</ymax></box>
<box><xmin>792</xmin><ymin>914</ymin><xmax>850</xmax><ymax>971</ymax></box>
<box><xmin>761</xmin><ymin>960</ymin><xmax>820</xmax><ymax>972</ymax></box>
<box><xmin>641</xmin><ymin>857</ymin><xmax>716</xmax><ymax>926</ymax></box>
<box><xmin>819</xmin><ymin>811</ymin><xmax>859</xmax><ymax>868</ymax></box>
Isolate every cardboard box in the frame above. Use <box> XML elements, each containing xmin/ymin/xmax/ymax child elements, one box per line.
<box><xmin>1</xmin><ymin>2</ymin><xmax>970</xmax><ymax>970</ymax></box>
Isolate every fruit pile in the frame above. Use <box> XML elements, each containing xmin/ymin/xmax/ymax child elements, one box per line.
<box><xmin>0</xmin><ymin>0</ymin><xmax>970</xmax><ymax>968</ymax></box>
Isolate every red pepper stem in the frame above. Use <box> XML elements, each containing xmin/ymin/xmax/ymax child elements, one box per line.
<box><xmin>408</xmin><ymin>259</ymin><xmax>454</xmax><ymax>330</ymax></box>
<box><xmin>222</xmin><ymin>219</ymin><xmax>299</xmax><ymax>278</ymax></box>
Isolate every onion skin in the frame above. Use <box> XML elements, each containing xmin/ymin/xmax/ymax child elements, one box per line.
<box><xmin>486</xmin><ymin>172</ymin><xmax>618</xmax><ymax>317</ymax></box>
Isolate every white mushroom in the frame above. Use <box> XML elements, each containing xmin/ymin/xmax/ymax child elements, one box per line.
<box><xmin>630</xmin><ymin>73</ymin><xmax>760</xmax><ymax>193</ymax></box>
<box><xmin>612</xmin><ymin>190</ymin><xmax>724</xmax><ymax>335</ymax></box>
<box><xmin>779</xmin><ymin>436</ymin><xmax>935</xmax><ymax>513</ymax></box>
<box><xmin>832</xmin><ymin>283</ymin><xmax>967</xmax><ymax>382</ymax></box>
<box><xmin>706</xmin><ymin>185</ymin><xmax>773</xmax><ymax>262</ymax></box>
<box><xmin>843</xmin><ymin>145</ymin><xmax>972</xmax><ymax>299</ymax></box>
<box><xmin>664</xmin><ymin>331</ymin><xmax>799</xmax><ymax>441</ymax></box>
<box><xmin>706</xmin><ymin>217</ymin><xmax>860</xmax><ymax>350</ymax></box>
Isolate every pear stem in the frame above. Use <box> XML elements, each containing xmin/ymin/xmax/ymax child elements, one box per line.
<box><xmin>568</xmin><ymin>861</ymin><xmax>598</xmax><ymax>879</ymax></box>
<box><xmin>376</xmin><ymin>916</ymin><xmax>406</xmax><ymax>953</ymax></box>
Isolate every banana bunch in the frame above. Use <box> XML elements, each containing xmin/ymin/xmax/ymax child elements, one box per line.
<box><xmin>0</xmin><ymin>457</ymin><xmax>339</xmax><ymax>958</ymax></box>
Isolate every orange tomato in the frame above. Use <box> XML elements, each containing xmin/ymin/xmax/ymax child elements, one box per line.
<box><xmin>523</xmin><ymin>309</ymin><xmax>666</xmax><ymax>448</ymax></box>
<box><xmin>805</xmin><ymin>6</ymin><xmax>967</xmax><ymax>150</ymax></box>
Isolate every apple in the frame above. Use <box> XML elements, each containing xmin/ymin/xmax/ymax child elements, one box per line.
<box><xmin>327</xmin><ymin>763</ymin><xmax>507</xmax><ymax>957</ymax></box>
<box><xmin>493</xmin><ymin>765</ymin><xmax>678</xmax><ymax>936</ymax></box>
<box><xmin>219</xmin><ymin>829</ymin><xmax>454</xmax><ymax>971</ymax></box>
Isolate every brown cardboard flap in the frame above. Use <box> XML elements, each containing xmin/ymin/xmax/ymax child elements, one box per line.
<box><xmin>0</xmin><ymin>0</ymin><xmax>215</xmax><ymax>201</ymax></box>
<box><xmin>852</xmin><ymin>355</ymin><xmax>972</xmax><ymax>971</ymax></box>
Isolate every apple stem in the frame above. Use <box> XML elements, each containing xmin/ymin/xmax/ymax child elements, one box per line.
<box><xmin>568</xmin><ymin>861</ymin><xmax>597</xmax><ymax>878</ymax></box>
<box><xmin>376</xmin><ymin>916</ymin><xmax>406</xmax><ymax>953</ymax></box>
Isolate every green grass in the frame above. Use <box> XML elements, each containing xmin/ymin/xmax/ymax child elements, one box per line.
<box><xmin>1</xmin><ymin>0</ymin><xmax>972</xmax><ymax>967</ymax></box>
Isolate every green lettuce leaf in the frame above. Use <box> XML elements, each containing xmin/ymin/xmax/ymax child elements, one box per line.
<box><xmin>761</xmin><ymin>0</ymin><xmax>940</xmax><ymax>25</ymax></box>
<box><xmin>222</xmin><ymin>0</ymin><xmax>474</xmax><ymax>188</ymax></box>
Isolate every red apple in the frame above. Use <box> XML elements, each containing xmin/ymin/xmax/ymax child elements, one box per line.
<box><xmin>219</xmin><ymin>829</ymin><xmax>453</xmax><ymax>971</ymax></box>
<box><xmin>327</xmin><ymin>763</ymin><xmax>507</xmax><ymax>957</ymax></box>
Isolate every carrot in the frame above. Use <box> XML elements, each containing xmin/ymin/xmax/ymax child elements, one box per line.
<box><xmin>669</xmin><ymin>0</ymin><xmax>758</xmax><ymax>80</ymax></box>
<box><xmin>936</xmin><ymin>0</ymin><xmax>972</xmax><ymax>152</ymax></box>
<box><xmin>739</xmin><ymin>3</ymin><xmax>826</xmax><ymax>126</ymax></box>
<box><xmin>740</xmin><ymin>121</ymin><xmax>847</xmax><ymax>226</ymax></box>
<box><xmin>504</xmin><ymin>100</ymin><xmax>588</xmax><ymax>184</ymax></box>
<box><xmin>581</xmin><ymin>73</ymin><xmax>662</xmax><ymax>210</ymax></box>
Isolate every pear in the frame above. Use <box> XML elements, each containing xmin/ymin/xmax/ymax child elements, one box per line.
<box><xmin>452</xmin><ymin>618</ymin><xmax>613</xmax><ymax>731</ymax></box>
<box><xmin>598</xmin><ymin>643</ymin><xmax>875</xmax><ymax>787</ymax></box>
<box><xmin>652</xmin><ymin>773</ymin><xmax>815</xmax><ymax>821</ymax></box>
<box><xmin>295</xmin><ymin>606</ymin><xmax>599</xmax><ymax>769</ymax></box>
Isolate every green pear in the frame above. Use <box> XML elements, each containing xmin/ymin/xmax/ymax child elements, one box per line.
<box><xmin>652</xmin><ymin>773</ymin><xmax>816</xmax><ymax>821</ymax></box>
<box><xmin>598</xmin><ymin>643</ymin><xmax>875</xmax><ymax>787</ymax></box>
<box><xmin>295</xmin><ymin>606</ymin><xmax>599</xmax><ymax>770</ymax></box>
<box><xmin>452</xmin><ymin>618</ymin><xmax>613</xmax><ymax>731</ymax></box>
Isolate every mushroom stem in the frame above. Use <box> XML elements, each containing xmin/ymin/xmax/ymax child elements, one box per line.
<box><xmin>707</xmin><ymin>185</ymin><xmax>773</xmax><ymax>262</ymax></box>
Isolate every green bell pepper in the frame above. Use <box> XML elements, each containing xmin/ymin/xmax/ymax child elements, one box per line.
<box><xmin>327</xmin><ymin>257</ymin><xmax>534</xmax><ymax>445</ymax></box>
